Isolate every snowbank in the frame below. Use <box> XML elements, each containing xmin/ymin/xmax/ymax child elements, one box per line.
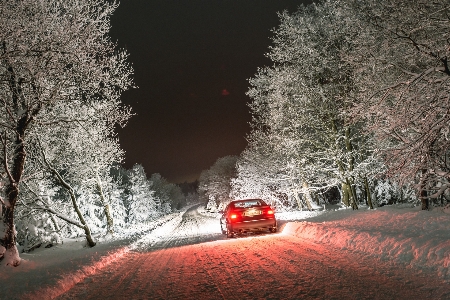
<box><xmin>0</xmin><ymin>211</ymin><xmax>185</xmax><ymax>300</ymax></box>
<box><xmin>283</xmin><ymin>204</ymin><xmax>450</xmax><ymax>281</ymax></box>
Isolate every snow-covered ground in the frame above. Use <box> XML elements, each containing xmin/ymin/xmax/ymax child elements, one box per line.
<box><xmin>284</xmin><ymin>204</ymin><xmax>450</xmax><ymax>281</ymax></box>
<box><xmin>0</xmin><ymin>211</ymin><xmax>187</xmax><ymax>300</ymax></box>
<box><xmin>1</xmin><ymin>203</ymin><xmax>450</xmax><ymax>299</ymax></box>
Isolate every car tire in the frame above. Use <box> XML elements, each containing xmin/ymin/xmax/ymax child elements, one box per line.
<box><xmin>270</xmin><ymin>226</ymin><xmax>277</xmax><ymax>233</ymax></box>
<box><xmin>226</xmin><ymin>224</ymin><xmax>234</xmax><ymax>238</ymax></box>
<box><xmin>220</xmin><ymin>221</ymin><xmax>226</xmax><ymax>235</ymax></box>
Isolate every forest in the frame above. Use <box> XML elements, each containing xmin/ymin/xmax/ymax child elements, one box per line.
<box><xmin>199</xmin><ymin>0</ymin><xmax>450</xmax><ymax>214</ymax></box>
<box><xmin>2</xmin><ymin>0</ymin><xmax>450</xmax><ymax>267</ymax></box>
<box><xmin>0</xmin><ymin>0</ymin><xmax>196</xmax><ymax>266</ymax></box>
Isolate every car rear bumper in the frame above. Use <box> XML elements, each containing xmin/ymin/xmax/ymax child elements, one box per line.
<box><xmin>229</xmin><ymin>218</ymin><xmax>277</xmax><ymax>232</ymax></box>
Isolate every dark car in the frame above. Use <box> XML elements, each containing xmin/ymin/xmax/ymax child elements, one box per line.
<box><xmin>220</xmin><ymin>199</ymin><xmax>277</xmax><ymax>238</ymax></box>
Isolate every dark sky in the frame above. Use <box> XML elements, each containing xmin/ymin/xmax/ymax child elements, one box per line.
<box><xmin>110</xmin><ymin>0</ymin><xmax>311</xmax><ymax>183</ymax></box>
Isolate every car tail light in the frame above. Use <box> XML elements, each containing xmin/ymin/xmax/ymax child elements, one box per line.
<box><xmin>263</xmin><ymin>208</ymin><xmax>274</xmax><ymax>216</ymax></box>
<box><xmin>229</xmin><ymin>211</ymin><xmax>241</xmax><ymax>222</ymax></box>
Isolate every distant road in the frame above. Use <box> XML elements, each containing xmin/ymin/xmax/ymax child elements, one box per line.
<box><xmin>58</xmin><ymin>205</ymin><xmax>449</xmax><ymax>299</ymax></box>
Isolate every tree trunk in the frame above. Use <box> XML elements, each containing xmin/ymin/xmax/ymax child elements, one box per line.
<box><xmin>364</xmin><ymin>176</ymin><xmax>374</xmax><ymax>209</ymax></box>
<box><xmin>351</xmin><ymin>179</ymin><xmax>359</xmax><ymax>209</ymax></box>
<box><xmin>40</xmin><ymin>145</ymin><xmax>96</xmax><ymax>247</ymax></box>
<box><xmin>313</xmin><ymin>192</ymin><xmax>320</xmax><ymax>205</ymax></box>
<box><xmin>302</xmin><ymin>181</ymin><xmax>314</xmax><ymax>211</ymax></box>
<box><xmin>96</xmin><ymin>173</ymin><xmax>114</xmax><ymax>235</ymax></box>
<box><xmin>0</xmin><ymin>124</ymin><xmax>27</xmax><ymax>266</ymax></box>
<box><xmin>61</xmin><ymin>182</ymin><xmax>96</xmax><ymax>247</ymax></box>
<box><xmin>49</xmin><ymin>214</ymin><xmax>61</xmax><ymax>232</ymax></box>
<box><xmin>346</xmin><ymin>178</ymin><xmax>358</xmax><ymax>210</ymax></box>
<box><xmin>344</xmin><ymin>128</ymin><xmax>358</xmax><ymax>210</ymax></box>
<box><xmin>0</xmin><ymin>207</ymin><xmax>20</xmax><ymax>266</ymax></box>
<box><xmin>0</xmin><ymin>63</ymin><xmax>44</xmax><ymax>266</ymax></box>
<box><xmin>342</xmin><ymin>182</ymin><xmax>350</xmax><ymax>207</ymax></box>
<box><xmin>419</xmin><ymin>169</ymin><xmax>429</xmax><ymax>210</ymax></box>
<box><xmin>293</xmin><ymin>192</ymin><xmax>303</xmax><ymax>211</ymax></box>
<box><xmin>331</xmin><ymin>120</ymin><xmax>353</xmax><ymax>209</ymax></box>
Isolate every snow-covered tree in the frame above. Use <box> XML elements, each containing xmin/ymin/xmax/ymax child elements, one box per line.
<box><xmin>0</xmin><ymin>0</ymin><xmax>133</xmax><ymax>265</ymax></box>
<box><xmin>346</xmin><ymin>0</ymin><xmax>450</xmax><ymax>209</ymax></box>
<box><xmin>125</xmin><ymin>164</ymin><xmax>158</xmax><ymax>224</ymax></box>
<box><xmin>373</xmin><ymin>179</ymin><xmax>417</xmax><ymax>207</ymax></box>
<box><xmin>38</xmin><ymin>97</ymin><xmax>129</xmax><ymax>234</ymax></box>
<box><xmin>238</xmin><ymin>1</ymin><xmax>382</xmax><ymax>211</ymax></box>
<box><xmin>230</xmin><ymin>133</ymin><xmax>292</xmax><ymax>209</ymax></box>
<box><xmin>149</xmin><ymin>173</ymin><xmax>185</xmax><ymax>213</ymax></box>
<box><xmin>198</xmin><ymin>156</ymin><xmax>238</xmax><ymax>210</ymax></box>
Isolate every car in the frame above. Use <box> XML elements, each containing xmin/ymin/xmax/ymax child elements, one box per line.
<box><xmin>220</xmin><ymin>199</ymin><xmax>277</xmax><ymax>238</ymax></box>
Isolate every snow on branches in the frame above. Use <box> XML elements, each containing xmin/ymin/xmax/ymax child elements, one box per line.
<box><xmin>234</xmin><ymin>0</ymin><xmax>448</xmax><ymax>211</ymax></box>
<box><xmin>346</xmin><ymin>0</ymin><xmax>450</xmax><ymax>209</ymax></box>
<box><xmin>0</xmin><ymin>0</ymin><xmax>133</xmax><ymax>265</ymax></box>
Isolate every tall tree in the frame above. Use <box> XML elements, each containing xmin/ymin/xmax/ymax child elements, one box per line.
<box><xmin>346</xmin><ymin>0</ymin><xmax>450</xmax><ymax>209</ymax></box>
<box><xmin>239</xmin><ymin>1</ymin><xmax>381</xmax><ymax>210</ymax></box>
<box><xmin>33</xmin><ymin>98</ymin><xmax>130</xmax><ymax>236</ymax></box>
<box><xmin>126</xmin><ymin>164</ymin><xmax>157</xmax><ymax>224</ymax></box>
<box><xmin>149</xmin><ymin>173</ymin><xmax>185</xmax><ymax>212</ymax></box>
<box><xmin>0</xmin><ymin>0</ymin><xmax>133</xmax><ymax>266</ymax></box>
<box><xmin>198</xmin><ymin>156</ymin><xmax>238</xmax><ymax>210</ymax></box>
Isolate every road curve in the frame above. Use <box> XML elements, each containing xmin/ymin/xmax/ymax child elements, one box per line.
<box><xmin>57</xmin><ymin>205</ymin><xmax>449</xmax><ymax>300</ymax></box>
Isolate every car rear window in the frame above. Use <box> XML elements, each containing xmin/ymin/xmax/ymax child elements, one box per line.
<box><xmin>232</xmin><ymin>200</ymin><xmax>265</xmax><ymax>208</ymax></box>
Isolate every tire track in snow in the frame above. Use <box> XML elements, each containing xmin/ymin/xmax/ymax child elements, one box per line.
<box><xmin>57</xmin><ymin>205</ymin><xmax>225</xmax><ymax>300</ymax></box>
<box><xmin>57</xmin><ymin>207</ymin><xmax>450</xmax><ymax>300</ymax></box>
<box><xmin>21</xmin><ymin>210</ymin><xmax>186</xmax><ymax>300</ymax></box>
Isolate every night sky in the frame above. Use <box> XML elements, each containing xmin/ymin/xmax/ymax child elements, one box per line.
<box><xmin>110</xmin><ymin>1</ymin><xmax>311</xmax><ymax>183</ymax></box>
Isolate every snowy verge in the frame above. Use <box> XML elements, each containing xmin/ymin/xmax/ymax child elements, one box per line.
<box><xmin>196</xmin><ymin>205</ymin><xmax>221</xmax><ymax>219</ymax></box>
<box><xmin>0</xmin><ymin>210</ymin><xmax>187</xmax><ymax>300</ymax></box>
<box><xmin>195</xmin><ymin>203</ymin><xmax>324</xmax><ymax>221</ymax></box>
<box><xmin>275</xmin><ymin>209</ymin><xmax>323</xmax><ymax>221</ymax></box>
<box><xmin>282</xmin><ymin>205</ymin><xmax>450</xmax><ymax>281</ymax></box>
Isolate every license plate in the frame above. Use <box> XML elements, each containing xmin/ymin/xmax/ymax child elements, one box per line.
<box><xmin>244</xmin><ymin>210</ymin><xmax>261</xmax><ymax>217</ymax></box>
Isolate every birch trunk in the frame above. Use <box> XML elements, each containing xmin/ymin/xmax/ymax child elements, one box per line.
<box><xmin>40</xmin><ymin>146</ymin><xmax>96</xmax><ymax>247</ymax></box>
<box><xmin>302</xmin><ymin>181</ymin><xmax>314</xmax><ymax>211</ymax></box>
<box><xmin>96</xmin><ymin>172</ymin><xmax>114</xmax><ymax>235</ymax></box>
<box><xmin>293</xmin><ymin>192</ymin><xmax>304</xmax><ymax>211</ymax></box>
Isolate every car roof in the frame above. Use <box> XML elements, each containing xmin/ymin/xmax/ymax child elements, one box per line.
<box><xmin>231</xmin><ymin>199</ymin><xmax>263</xmax><ymax>203</ymax></box>
<box><xmin>229</xmin><ymin>199</ymin><xmax>267</xmax><ymax>207</ymax></box>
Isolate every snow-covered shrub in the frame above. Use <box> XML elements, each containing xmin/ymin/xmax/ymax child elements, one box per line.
<box><xmin>16</xmin><ymin>215</ymin><xmax>62</xmax><ymax>252</ymax></box>
<box><xmin>373</xmin><ymin>179</ymin><xmax>417</xmax><ymax>206</ymax></box>
<box><xmin>14</xmin><ymin>181</ymin><xmax>67</xmax><ymax>250</ymax></box>
<box><xmin>205</xmin><ymin>196</ymin><xmax>218</xmax><ymax>212</ymax></box>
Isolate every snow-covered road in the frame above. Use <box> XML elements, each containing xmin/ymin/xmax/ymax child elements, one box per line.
<box><xmin>56</xmin><ymin>205</ymin><xmax>449</xmax><ymax>300</ymax></box>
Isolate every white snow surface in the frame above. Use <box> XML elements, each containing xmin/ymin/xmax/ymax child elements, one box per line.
<box><xmin>1</xmin><ymin>203</ymin><xmax>450</xmax><ymax>299</ymax></box>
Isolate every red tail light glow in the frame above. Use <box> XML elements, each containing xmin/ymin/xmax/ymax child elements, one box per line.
<box><xmin>267</xmin><ymin>210</ymin><xmax>274</xmax><ymax>215</ymax></box>
<box><xmin>230</xmin><ymin>214</ymin><xmax>238</xmax><ymax>219</ymax></box>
